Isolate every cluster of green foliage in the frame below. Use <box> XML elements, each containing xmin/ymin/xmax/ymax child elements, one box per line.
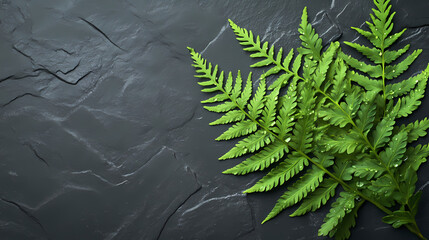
<box><xmin>188</xmin><ymin>0</ymin><xmax>429</xmax><ymax>239</ymax></box>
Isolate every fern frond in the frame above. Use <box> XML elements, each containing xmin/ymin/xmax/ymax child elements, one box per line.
<box><xmin>372</xmin><ymin>114</ymin><xmax>395</xmax><ymax>149</ymax></box>
<box><xmin>379</xmin><ymin>130</ymin><xmax>408</xmax><ymax>169</ymax></box>
<box><xmin>189</xmin><ymin>1</ymin><xmax>429</xmax><ymax>238</ymax></box>
<box><xmin>219</xmin><ymin>130</ymin><xmax>274</xmax><ymax>160</ymax></box>
<box><xmin>244</xmin><ymin>153</ymin><xmax>308</xmax><ymax>193</ymax></box>
<box><xmin>383</xmin><ymin>210</ymin><xmax>415</xmax><ymax>228</ymax></box>
<box><xmin>400</xmin><ymin>118</ymin><xmax>429</xmax><ymax>143</ymax></box>
<box><xmin>333</xmin><ymin>200</ymin><xmax>364</xmax><ymax>240</ymax></box>
<box><xmin>347</xmin><ymin>71</ymin><xmax>382</xmax><ymax>93</ymax></box>
<box><xmin>262</xmin><ymin>167</ymin><xmax>325</xmax><ymax>223</ymax></box>
<box><xmin>356</xmin><ymin>102</ymin><xmax>377</xmax><ymax>134</ymax></box>
<box><xmin>330</xmin><ymin>59</ymin><xmax>348</xmax><ymax>102</ymax></box>
<box><xmin>273</xmin><ymin>83</ymin><xmax>297</xmax><ymax>138</ymax></box>
<box><xmin>325</xmin><ymin>131</ymin><xmax>366</xmax><ymax>154</ymax></box>
<box><xmin>318</xmin><ymin>191</ymin><xmax>356</xmax><ymax>237</ymax></box>
<box><xmin>340</xmin><ymin>53</ymin><xmax>382</xmax><ymax>79</ymax></box>
<box><xmin>247</xmin><ymin>78</ymin><xmax>267</xmax><ymax>118</ymax></box>
<box><xmin>209</xmin><ymin>110</ymin><xmax>245</xmax><ymax>125</ymax></box>
<box><xmin>396</xmin><ymin>68</ymin><xmax>429</xmax><ymax>117</ymax></box>
<box><xmin>290</xmin><ymin>178</ymin><xmax>338</xmax><ymax>217</ymax></box>
<box><xmin>385</xmin><ymin>50</ymin><xmax>422</xmax><ymax>80</ymax></box>
<box><xmin>289</xmin><ymin>83</ymin><xmax>316</xmax><ymax>153</ymax></box>
<box><xmin>314</xmin><ymin>42</ymin><xmax>339</xmax><ymax>88</ymax></box>
<box><xmin>350</xmin><ymin>158</ymin><xmax>385</xmax><ymax>180</ymax></box>
<box><xmin>222</xmin><ymin>141</ymin><xmax>287</xmax><ymax>175</ymax></box>
<box><xmin>261</xmin><ymin>87</ymin><xmax>280</xmax><ymax>128</ymax></box>
<box><xmin>215</xmin><ymin>120</ymin><xmax>258</xmax><ymax>141</ymax></box>
<box><xmin>297</xmin><ymin>7</ymin><xmax>322</xmax><ymax>61</ymax></box>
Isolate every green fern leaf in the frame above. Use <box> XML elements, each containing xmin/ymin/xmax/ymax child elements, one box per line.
<box><xmin>383</xmin><ymin>210</ymin><xmax>415</xmax><ymax>228</ymax></box>
<box><xmin>333</xmin><ymin>200</ymin><xmax>364</xmax><ymax>240</ymax></box>
<box><xmin>314</xmin><ymin>42</ymin><xmax>339</xmax><ymax>88</ymax></box>
<box><xmin>297</xmin><ymin>7</ymin><xmax>322</xmax><ymax>61</ymax></box>
<box><xmin>347</xmin><ymin>71</ymin><xmax>382</xmax><ymax>93</ymax></box>
<box><xmin>350</xmin><ymin>158</ymin><xmax>385</xmax><ymax>180</ymax></box>
<box><xmin>261</xmin><ymin>87</ymin><xmax>280</xmax><ymax>129</ymax></box>
<box><xmin>385</xmin><ymin>50</ymin><xmax>422</xmax><ymax>80</ymax></box>
<box><xmin>330</xmin><ymin>59</ymin><xmax>348</xmax><ymax>102</ymax></box>
<box><xmin>383</xmin><ymin>44</ymin><xmax>410</xmax><ymax>64</ymax></box>
<box><xmin>400</xmin><ymin>118</ymin><xmax>429</xmax><ymax>143</ymax></box>
<box><xmin>290</xmin><ymin>178</ymin><xmax>338</xmax><ymax>217</ymax></box>
<box><xmin>263</xmin><ymin>167</ymin><xmax>325</xmax><ymax>223</ymax></box>
<box><xmin>273</xmin><ymin>83</ymin><xmax>297</xmax><ymax>138</ymax></box>
<box><xmin>318</xmin><ymin>191</ymin><xmax>356</xmax><ymax>237</ymax></box>
<box><xmin>189</xmin><ymin>0</ymin><xmax>429</xmax><ymax>238</ymax></box>
<box><xmin>244</xmin><ymin>153</ymin><xmax>308</xmax><ymax>193</ymax></box>
<box><xmin>209</xmin><ymin>110</ymin><xmax>245</xmax><ymax>125</ymax></box>
<box><xmin>215</xmin><ymin>119</ymin><xmax>257</xmax><ymax>141</ymax></box>
<box><xmin>340</xmin><ymin>53</ymin><xmax>382</xmax><ymax>79</ymax></box>
<box><xmin>397</xmin><ymin>70</ymin><xmax>428</xmax><ymax>117</ymax></box>
<box><xmin>356</xmin><ymin>102</ymin><xmax>377</xmax><ymax>134</ymax></box>
<box><xmin>247</xmin><ymin>78</ymin><xmax>266</xmax><ymax>118</ymax></box>
<box><xmin>289</xmin><ymin>83</ymin><xmax>315</xmax><ymax>153</ymax></box>
<box><xmin>219</xmin><ymin>130</ymin><xmax>274</xmax><ymax>160</ymax></box>
<box><xmin>379</xmin><ymin>131</ymin><xmax>408</xmax><ymax>168</ymax></box>
<box><xmin>222</xmin><ymin>141</ymin><xmax>287</xmax><ymax>175</ymax></box>
<box><xmin>372</xmin><ymin>115</ymin><xmax>395</xmax><ymax>149</ymax></box>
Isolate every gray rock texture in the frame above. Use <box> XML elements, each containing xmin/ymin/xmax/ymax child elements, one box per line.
<box><xmin>0</xmin><ymin>0</ymin><xmax>428</xmax><ymax>239</ymax></box>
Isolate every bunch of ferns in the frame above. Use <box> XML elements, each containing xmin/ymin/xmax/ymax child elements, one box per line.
<box><xmin>187</xmin><ymin>0</ymin><xmax>429</xmax><ymax>239</ymax></box>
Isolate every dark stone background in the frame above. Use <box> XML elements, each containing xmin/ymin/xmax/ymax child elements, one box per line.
<box><xmin>0</xmin><ymin>0</ymin><xmax>428</xmax><ymax>239</ymax></box>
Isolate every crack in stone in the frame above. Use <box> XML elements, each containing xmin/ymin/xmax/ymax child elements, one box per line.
<box><xmin>0</xmin><ymin>197</ymin><xmax>51</xmax><ymax>240</ymax></box>
<box><xmin>33</xmin><ymin>67</ymin><xmax>93</xmax><ymax>85</ymax></box>
<box><xmin>156</xmin><ymin>149</ymin><xmax>202</xmax><ymax>240</ymax></box>
<box><xmin>23</xmin><ymin>142</ymin><xmax>49</xmax><ymax>167</ymax></box>
<box><xmin>70</xmin><ymin>170</ymin><xmax>128</xmax><ymax>187</ymax></box>
<box><xmin>79</xmin><ymin>17</ymin><xmax>126</xmax><ymax>52</ymax></box>
<box><xmin>55</xmin><ymin>59</ymin><xmax>81</xmax><ymax>75</ymax></box>
<box><xmin>0</xmin><ymin>72</ymin><xmax>42</xmax><ymax>84</ymax></box>
<box><xmin>12</xmin><ymin>46</ymin><xmax>35</xmax><ymax>62</ymax></box>
<box><xmin>2</xmin><ymin>93</ymin><xmax>42</xmax><ymax>108</ymax></box>
<box><xmin>121</xmin><ymin>146</ymin><xmax>165</xmax><ymax>177</ymax></box>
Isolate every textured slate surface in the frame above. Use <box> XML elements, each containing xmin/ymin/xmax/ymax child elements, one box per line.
<box><xmin>0</xmin><ymin>0</ymin><xmax>428</xmax><ymax>239</ymax></box>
